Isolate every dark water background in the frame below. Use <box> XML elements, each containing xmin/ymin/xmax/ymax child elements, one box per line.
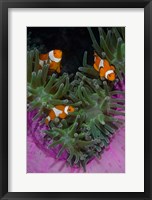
<box><xmin>27</xmin><ymin>27</ymin><xmax>107</xmax><ymax>74</ymax></box>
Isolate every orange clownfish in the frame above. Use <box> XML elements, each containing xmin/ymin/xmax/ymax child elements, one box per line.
<box><xmin>39</xmin><ymin>49</ymin><xmax>62</xmax><ymax>73</ymax></box>
<box><xmin>45</xmin><ymin>105</ymin><xmax>75</xmax><ymax>125</ymax></box>
<box><xmin>93</xmin><ymin>53</ymin><xmax>116</xmax><ymax>81</ymax></box>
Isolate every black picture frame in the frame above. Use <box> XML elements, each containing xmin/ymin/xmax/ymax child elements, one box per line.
<box><xmin>0</xmin><ymin>0</ymin><xmax>151</xmax><ymax>199</ymax></box>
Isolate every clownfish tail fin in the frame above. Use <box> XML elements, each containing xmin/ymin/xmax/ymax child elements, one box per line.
<box><xmin>45</xmin><ymin>116</ymin><xmax>51</xmax><ymax>125</ymax></box>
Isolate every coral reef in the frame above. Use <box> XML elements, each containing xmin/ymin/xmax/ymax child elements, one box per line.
<box><xmin>27</xmin><ymin>27</ymin><xmax>125</xmax><ymax>172</ymax></box>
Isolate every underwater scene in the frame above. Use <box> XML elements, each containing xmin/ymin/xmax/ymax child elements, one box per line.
<box><xmin>27</xmin><ymin>27</ymin><xmax>125</xmax><ymax>173</ymax></box>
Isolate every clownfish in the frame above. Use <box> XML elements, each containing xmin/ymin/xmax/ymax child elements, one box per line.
<box><xmin>39</xmin><ymin>49</ymin><xmax>62</xmax><ymax>73</ymax></box>
<box><xmin>45</xmin><ymin>105</ymin><xmax>75</xmax><ymax>125</ymax></box>
<box><xmin>93</xmin><ymin>53</ymin><xmax>116</xmax><ymax>81</ymax></box>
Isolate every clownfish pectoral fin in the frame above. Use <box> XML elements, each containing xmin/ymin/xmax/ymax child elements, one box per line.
<box><xmin>59</xmin><ymin>112</ymin><xmax>67</xmax><ymax>119</ymax></box>
<box><xmin>99</xmin><ymin>68</ymin><xmax>105</xmax><ymax>78</ymax></box>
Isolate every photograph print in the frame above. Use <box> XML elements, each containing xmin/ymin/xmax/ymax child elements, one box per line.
<box><xmin>27</xmin><ymin>27</ymin><xmax>125</xmax><ymax>173</ymax></box>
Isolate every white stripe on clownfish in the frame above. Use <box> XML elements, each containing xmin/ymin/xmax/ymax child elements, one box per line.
<box><xmin>105</xmin><ymin>70</ymin><xmax>114</xmax><ymax>79</ymax></box>
<box><xmin>64</xmin><ymin>106</ymin><xmax>69</xmax><ymax>115</ymax></box>
<box><xmin>49</xmin><ymin>50</ymin><xmax>62</xmax><ymax>63</ymax></box>
<box><xmin>52</xmin><ymin>107</ymin><xmax>62</xmax><ymax>117</ymax></box>
<box><xmin>98</xmin><ymin>59</ymin><xmax>104</xmax><ymax>70</ymax></box>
